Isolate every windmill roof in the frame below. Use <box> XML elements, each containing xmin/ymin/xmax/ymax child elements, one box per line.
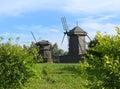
<box><xmin>68</xmin><ymin>26</ymin><xmax>87</xmax><ymax>35</ymax></box>
<box><xmin>36</xmin><ymin>40</ymin><xmax>51</xmax><ymax>46</ymax></box>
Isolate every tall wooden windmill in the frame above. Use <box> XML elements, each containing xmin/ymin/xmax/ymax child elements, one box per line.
<box><xmin>60</xmin><ymin>17</ymin><xmax>90</xmax><ymax>63</ymax></box>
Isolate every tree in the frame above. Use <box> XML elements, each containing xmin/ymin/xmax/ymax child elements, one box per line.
<box><xmin>51</xmin><ymin>43</ymin><xmax>64</xmax><ymax>62</ymax></box>
<box><xmin>23</xmin><ymin>41</ymin><xmax>43</xmax><ymax>63</ymax></box>
<box><xmin>85</xmin><ymin>27</ymin><xmax>120</xmax><ymax>88</ymax></box>
<box><xmin>0</xmin><ymin>38</ymin><xmax>35</xmax><ymax>89</ymax></box>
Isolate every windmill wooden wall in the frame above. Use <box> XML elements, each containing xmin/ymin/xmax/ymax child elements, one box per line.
<box><xmin>78</xmin><ymin>35</ymin><xmax>86</xmax><ymax>54</ymax></box>
<box><xmin>36</xmin><ymin>40</ymin><xmax>53</xmax><ymax>63</ymax></box>
<box><xmin>68</xmin><ymin>35</ymin><xmax>86</xmax><ymax>55</ymax></box>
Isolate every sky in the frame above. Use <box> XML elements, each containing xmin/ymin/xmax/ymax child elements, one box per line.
<box><xmin>0</xmin><ymin>0</ymin><xmax>120</xmax><ymax>51</ymax></box>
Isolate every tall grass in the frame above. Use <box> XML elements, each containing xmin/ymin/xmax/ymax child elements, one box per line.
<box><xmin>26</xmin><ymin>63</ymin><xmax>88</xmax><ymax>89</ymax></box>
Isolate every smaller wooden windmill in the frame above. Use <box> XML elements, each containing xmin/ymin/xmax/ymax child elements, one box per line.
<box><xmin>31</xmin><ymin>32</ymin><xmax>53</xmax><ymax>63</ymax></box>
<box><xmin>60</xmin><ymin>17</ymin><xmax>90</xmax><ymax>63</ymax></box>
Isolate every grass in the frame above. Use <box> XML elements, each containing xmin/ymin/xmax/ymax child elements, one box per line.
<box><xmin>26</xmin><ymin>63</ymin><xmax>88</xmax><ymax>89</ymax></box>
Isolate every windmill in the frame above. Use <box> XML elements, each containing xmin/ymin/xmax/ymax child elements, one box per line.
<box><xmin>60</xmin><ymin>17</ymin><xmax>91</xmax><ymax>63</ymax></box>
<box><xmin>31</xmin><ymin>32</ymin><xmax>53</xmax><ymax>63</ymax></box>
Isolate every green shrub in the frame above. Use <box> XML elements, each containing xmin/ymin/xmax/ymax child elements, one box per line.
<box><xmin>0</xmin><ymin>38</ymin><xmax>35</xmax><ymax>89</ymax></box>
<box><xmin>23</xmin><ymin>42</ymin><xmax>43</xmax><ymax>63</ymax></box>
<box><xmin>85</xmin><ymin>27</ymin><xmax>120</xmax><ymax>89</ymax></box>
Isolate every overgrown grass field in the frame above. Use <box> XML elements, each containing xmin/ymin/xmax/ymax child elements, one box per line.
<box><xmin>26</xmin><ymin>63</ymin><xmax>88</xmax><ymax>89</ymax></box>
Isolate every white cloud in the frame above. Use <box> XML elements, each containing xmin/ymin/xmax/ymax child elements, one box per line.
<box><xmin>81</xmin><ymin>22</ymin><xmax>117</xmax><ymax>40</ymax></box>
<box><xmin>77</xmin><ymin>15</ymin><xmax>117</xmax><ymax>23</ymax></box>
<box><xmin>16</xmin><ymin>25</ymin><xmax>42</xmax><ymax>31</ymax></box>
<box><xmin>16</xmin><ymin>24</ymin><xmax>60</xmax><ymax>35</ymax></box>
<box><xmin>1</xmin><ymin>32</ymin><xmax>10</xmax><ymax>36</ymax></box>
<box><xmin>0</xmin><ymin>0</ymin><xmax>120</xmax><ymax>16</ymax></box>
<box><xmin>0</xmin><ymin>32</ymin><xmax>32</xmax><ymax>44</ymax></box>
<box><xmin>49</xmin><ymin>29</ymin><xmax>59</xmax><ymax>33</ymax></box>
<box><xmin>0</xmin><ymin>0</ymin><xmax>63</xmax><ymax>16</ymax></box>
<box><xmin>64</xmin><ymin>0</ymin><xmax>120</xmax><ymax>14</ymax></box>
<box><xmin>4</xmin><ymin>24</ymin><xmax>62</xmax><ymax>46</ymax></box>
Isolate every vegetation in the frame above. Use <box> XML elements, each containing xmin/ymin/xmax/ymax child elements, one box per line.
<box><xmin>26</xmin><ymin>63</ymin><xmax>88</xmax><ymax>89</ymax></box>
<box><xmin>0</xmin><ymin>37</ymin><xmax>38</xmax><ymax>89</ymax></box>
<box><xmin>23</xmin><ymin>42</ymin><xmax>43</xmax><ymax>63</ymax></box>
<box><xmin>85</xmin><ymin>27</ymin><xmax>120</xmax><ymax>88</ymax></box>
<box><xmin>51</xmin><ymin>43</ymin><xmax>66</xmax><ymax>62</ymax></box>
<box><xmin>0</xmin><ymin>27</ymin><xmax>120</xmax><ymax>89</ymax></box>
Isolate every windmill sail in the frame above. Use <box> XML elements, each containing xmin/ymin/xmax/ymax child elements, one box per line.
<box><xmin>61</xmin><ymin>17</ymin><xmax>69</xmax><ymax>31</ymax></box>
<box><xmin>61</xmin><ymin>17</ymin><xmax>70</xmax><ymax>45</ymax></box>
<box><xmin>31</xmin><ymin>32</ymin><xmax>37</xmax><ymax>43</ymax></box>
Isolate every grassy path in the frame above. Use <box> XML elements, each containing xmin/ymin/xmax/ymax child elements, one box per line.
<box><xmin>26</xmin><ymin>63</ymin><xmax>87</xmax><ymax>89</ymax></box>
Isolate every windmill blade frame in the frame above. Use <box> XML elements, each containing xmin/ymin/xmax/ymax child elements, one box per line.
<box><xmin>87</xmin><ymin>34</ymin><xmax>92</xmax><ymax>41</ymax></box>
<box><xmin>61</xmin><ymin>17</ymin><xmax>69</xmax><ymax>32</ymax></box>
<box><xmin>31</xmin><ymin>32</ymin><xmax>37</xmax><ymax>43</ymax></box>
<box><xmin>61</xmin><ymin>16</ymin><xmax>70</xmax><ymax>45</ymax></box>
<box><xmin>61</xmin><ymin>34</ymin><xmax>66</xmax><ymax>45</ymax></box>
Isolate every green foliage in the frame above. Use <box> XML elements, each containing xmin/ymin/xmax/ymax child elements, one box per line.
<box><xmin>74</xmin><ymin>62</ymin><xmax>88</xmax><ymax>76</ymax></box>
<box><xmin>26</xmin><ymin>63</ymin><xmax>88</xmax><ymax>89</ymax></box>
<box><xmin>85</xmin><ymin>27</ymin><xmax>120</xmax><ymax>89</ymax></box>
<box><xmin>0</xmin><ymin>38</ymin><xmax>35</xmax><ymax>89</ymax></box>
<box><xmin>51</xmin><ymin>43</ymin><xmax>65</xmax><ymax>62</ymax></box>
<box><xmin>23</xmin><ymin>42</ymin><xmax>43</xmax><ymax>63</ymax></box>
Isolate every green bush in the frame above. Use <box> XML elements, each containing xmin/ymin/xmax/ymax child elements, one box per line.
<box><xmin>85</xmin><ymin>27</ymin><xmax>120</xmax><ymax>89</ymax></box>
<box><xmin>23</xmin><ymin>42</ymin><xmax>43</xmax><ymax>63</ymax></box>
<box><xmin>0</xmin><ymin>37</ymin><xmax>35</xmax><ymax>89</ymax></box>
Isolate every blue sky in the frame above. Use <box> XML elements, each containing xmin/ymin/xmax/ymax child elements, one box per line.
<box><xmin>0</xmin><ymin>0</ymin><xmax>120</xmax><ymax>51</ymax></box>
